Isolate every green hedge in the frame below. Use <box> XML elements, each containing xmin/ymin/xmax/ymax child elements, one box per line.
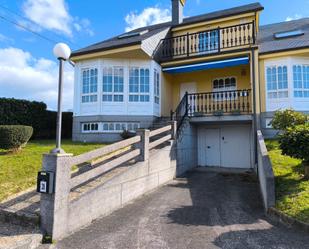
<box><xmin>0</xmin><ymin>98</ymin><xmax>72</xmax><ymax>139</ymax></box>
<box><xmin>0</xmin><ymin>125</ymin><xmax>33</xmax><ymax>150</ymax></box>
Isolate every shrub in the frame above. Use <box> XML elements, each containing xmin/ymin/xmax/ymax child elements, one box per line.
<box><xmin>279</xmin><ymin>124</ymin><xmax>309</xmax><ymax>178</ymax></box>
<box><xmin>120</xmin><ymin>130</ymin><xmax>136</xmax><ymax>140</ymax></box>
<box><xmin>271</xmin><ymin>109</ymin><xmax>308</xmax><ymax>131</ymax></box>
<box><xmin>0</xmin><ymin>125</ymin><xmax>33</xmax><ymax>151</ymax></box>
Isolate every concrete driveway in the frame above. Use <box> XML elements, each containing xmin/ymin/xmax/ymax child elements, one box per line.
<box><xmin>40</xmin><ymin>171</ymin><xmax>309</xmax><ymax>249</ymax></box>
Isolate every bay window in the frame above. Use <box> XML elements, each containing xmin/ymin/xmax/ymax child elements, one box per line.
<box><xmin>266</xmin><ymin>66</ymin><xmax>288</xmax><ymax>99</ymax></box>
<box><xmin>82</xmin><ymin>68</ymin><xmax>98</xmax><ymax>103</ymax></box>
<box><xmin>129</xmin><ymin>68</ymin><xmax>150</xmax><ymax>102</ymax></box>
<box><xmin>293</xmin><ymin>65</ymin><xmax>309</xmax><ymax>98</ymax></box>
<box><xmin>103</xmin><ymin>67</ymin><xmax>124</xmax><ymax>102</ymax></box>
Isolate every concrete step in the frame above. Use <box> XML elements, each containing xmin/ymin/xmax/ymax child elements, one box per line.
<box><xmin>0</xmin><ymin>188</ymin><xmax>40</xmax><ymax>228</ymax></box>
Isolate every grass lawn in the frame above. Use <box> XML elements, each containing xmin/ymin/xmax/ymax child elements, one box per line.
<box><xmin>266</xmin><ymin>140</ymin><xmax>309</xmax><ymax>223</ymax></box>
<box><xmin>0</xmin><ymin>140</ymin><xmax>105</xmax><ymax>202</ymax></box>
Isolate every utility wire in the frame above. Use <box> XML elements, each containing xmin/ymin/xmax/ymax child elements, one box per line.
<box><xmin>0</xmin><ymin>3</ymin><xmax>81</xmax><ymax>49</ymax></box>
<box><xmin>0</xmin><ymin>14</ymin><xmax>57</xmax><ymax>44</ymax></box>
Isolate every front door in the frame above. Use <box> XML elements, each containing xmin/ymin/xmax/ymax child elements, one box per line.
<box><xmin>180</xmin><ymin>82</ymin><xmax>196</xmax><ymax>99</ymax></box>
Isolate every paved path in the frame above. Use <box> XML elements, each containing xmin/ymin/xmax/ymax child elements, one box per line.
<box><xmin>39</xmin><ymin>171</ymin><xmax>309</xmax><ymax>249</ymax></box>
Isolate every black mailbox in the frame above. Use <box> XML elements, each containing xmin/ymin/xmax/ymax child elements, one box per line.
<box><xmin>37</xmin><ymin>171</ymin><xmax>54</xmax><ymax>194</ymax></box>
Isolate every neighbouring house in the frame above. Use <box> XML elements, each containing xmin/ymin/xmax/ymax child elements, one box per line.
<box><xmin>70</xmin><ymin>1</ymin><xmax>309</xmax><ymax>169</ymax></box>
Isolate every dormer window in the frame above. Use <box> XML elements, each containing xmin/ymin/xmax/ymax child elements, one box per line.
<box><xmin>274</xmin><ymin>30</ymin><xmax>304</xmax><ymax>39</ymax></box>
<box><xmin>118</xmin><ymin>30</ymin><xmax>148</xmax><ymax>39</ymax></box>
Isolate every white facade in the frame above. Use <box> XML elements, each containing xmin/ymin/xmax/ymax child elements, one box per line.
<box><xmin>73</xmin><ymin>58</ymin><xmax>161</xmax><ymax>117</ymax></box>
<box><xmin>264</xmin><ymin>56</ymin><xmax>309</xmax><ymax>112</ymax></box>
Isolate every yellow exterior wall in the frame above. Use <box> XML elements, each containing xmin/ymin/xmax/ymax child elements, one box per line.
<box><xmin>259</xmin><ymin>58</ymin><xmax>266</xmax><ymax>113</ymax></box>
<box><xmin>161</xmin><ymin>65</ymin><xmax>251</xmax><ymax>112</ymax></box>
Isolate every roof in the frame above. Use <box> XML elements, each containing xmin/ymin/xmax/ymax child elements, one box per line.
<box><xmin>258</xmin><ymin>18</ymin><xmax>309</xmax><ymax>54</ymax></box>
<box><xmin>72</xmin><ymin>2</ymin><xmax>263</xmax><ymax>57</ymax></box>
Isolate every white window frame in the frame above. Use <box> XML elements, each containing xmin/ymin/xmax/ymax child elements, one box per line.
<box><xmin>102</xmin><ymin>122</ymin><xmax>140</xmax><ymax>133</ymax></box>
<box><xmin>266</xmin><ymin>65</ymin><xmax>289</xmax><ymax>99</ymax></box>
<box><xmin>154</xmin><ymin>69</ymin><xmax>160</xmax><ymax>105</ymax></box>
<box><xmin>212</xmin><ymin>76</ymin><xmax>237</xmax><ymax>101</ymax></box>
<box><xmin>102</xmin><ymin>66</ymin><xmax>124</xmax><ymax>102</ymax></box>
<box><xmin>82</xmin><ymin>122</ymin><xmax>100</xmax><ymax>133</ymax></box>
<box><xmin>293</xmin><ymin>64</ymin><xmax>309</xmax><ymax>98</ymax></box>
<box><xmin>129</xmin><ymin>67</ymin><xmax>150</xmax><ymax>102</ymax></box>
<box><xmin>81</xmin><ymin>68</ymin><xmax>98</xmax><ymax>103</ymax></box>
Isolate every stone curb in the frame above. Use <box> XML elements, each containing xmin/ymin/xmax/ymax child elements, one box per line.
<box><xmin>267</xmin><ymin>207</ymin><xmax>309</xmax><ymax>233</ymax></box>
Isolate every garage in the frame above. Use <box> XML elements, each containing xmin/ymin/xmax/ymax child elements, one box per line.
<box><xmin>197</xmin><ymin>124</ymin><xmax>253</xmax><ymax>169</ymax></box>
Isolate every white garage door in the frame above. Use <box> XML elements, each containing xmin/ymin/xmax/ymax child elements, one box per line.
<box><xmin>198</xmin><ymin>125</ymin><xmax>252</xmax><ymax>169</ymax></box>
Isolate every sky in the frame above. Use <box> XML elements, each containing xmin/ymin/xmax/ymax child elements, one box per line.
<box><xmin>0</xmin><ymin>0</ymin><xmax>308</xmax><ymax>111</ymax></box>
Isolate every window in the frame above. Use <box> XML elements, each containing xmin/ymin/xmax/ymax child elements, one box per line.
<box><xmin>127</xmin><ymin>123</ymin><xmax>140</xmax><ymax>131</ymax></box>
<box><xmin>129</xmin><ymin>68</ymin><xmax>150</xmax><ymax>102</ymax></box>
<box><xmin>82</xmin><ymin>68</ymin><xmax>98</xmax><ymax>103</ymax></box>
<box><xmin>213</xmin><ymin>77</ymin><xmax>237</xmax><ymax>91</ymax></box>
<box><xmin>274</xmin><ymin>30</ymin><xmax>304</xmax><ymax>39</ymax></box>
<box><xmin>82</xmin><ymin>123</ymin><xmax>99</xmax><ymax>133</ymax></box>
<box><xmin>266</xmin><ymin>66</ymin><xmax>288</xmax><ymax>99</ymax></box>
<box><xmin>102</xmin><ymin>122</ymin><xmax>140</xmax><ymax>133</ymax></box>
<box><xmin>293</xmin><ymin>65</ymin><xmax>309</xmax><ymax>98</ymax></box>
<box><xmin>199</xmin><ymin>30</ymin><xmax>219</xmax><ymax>53</ymax></box>
<box><xmin>103</xmin><ymin>67</ymin><xmax>124</xmax><ymax>102</ymax></box>
<box><xmin>154</xmin><ymin>69</ymin><xmax>160</xmax><ymax>104</ymax></box>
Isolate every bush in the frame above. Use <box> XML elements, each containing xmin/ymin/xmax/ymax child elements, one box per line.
<box><xmin>279</xmin><ymin>124</ymin><xmax>309</xmax><ymax>178</ymax></box>
<box><xmin>0</xmin><ymin>125</ymin><xmax>33</xmax><ymax>151</ymax></box>
<box><xmin>271</xmin><ymin>109</ymin><xmax>308</xmax><ymax>131</ymax></box>
<box><xmin>120</xmin><ymin>130</ymin><xmax>136</xmax><ymax>140</ymax></box>
<box><xmin>279</xmin><ymin>124</ymin><xmax>309</xmax><ymax>162</ymax></box>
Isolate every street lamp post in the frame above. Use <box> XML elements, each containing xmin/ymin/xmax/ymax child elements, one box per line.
<box><xmin>50</xmin><ymin>43</ymin><xmax>71</xmax><ymax>154</ymax></box>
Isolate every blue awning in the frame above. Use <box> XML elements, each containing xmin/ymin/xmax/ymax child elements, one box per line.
<box><xmin>162</xmin><ymin>57</ymin><xmax>249</xmax><ymax>74</ymax></box>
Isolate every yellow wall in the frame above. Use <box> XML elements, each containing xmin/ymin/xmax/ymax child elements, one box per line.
<box><xmin>161</xmin><ymin>65</ymin><xmax>251</xmax><ymax>114</ymax></box>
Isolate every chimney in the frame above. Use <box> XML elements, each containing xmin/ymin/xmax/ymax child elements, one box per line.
<box><xmin>172</xmin><ymin>0</ymin><xmax>185</xmax><ymax>25</ymax></box>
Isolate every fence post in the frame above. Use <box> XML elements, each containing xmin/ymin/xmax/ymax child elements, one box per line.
<box><xmin>170</xmin><ymin>121</ymin><xmax>177</xmax><ymax>140</ymax></box>
<box><xmin>136</xmin><ymin>129</ymin><xmax>150</xmax><ymax>162</ymax></box>
<box><xmin>40</xmin><ymin>153</ymin><xmax>72</xmax><ymax>241</ymax></box>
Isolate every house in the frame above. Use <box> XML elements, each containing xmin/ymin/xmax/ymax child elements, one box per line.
<box><xmin>70</xmin><ymin>1</ymin><xmax>309</xmax><ymax>170</ymax></box>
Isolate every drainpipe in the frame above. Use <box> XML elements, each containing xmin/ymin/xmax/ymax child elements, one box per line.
<box><xmin>251</xmin><ymin>48</ymin><xmax>258</xmax><ymax>167</ymax></box>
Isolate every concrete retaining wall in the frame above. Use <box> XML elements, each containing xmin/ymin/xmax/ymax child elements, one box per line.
<box><xmin>257</xmin><ymin>130</ymin><xmax>275</xmax><ymax>211</ymax></box>
<box><xmin>66</xmin><ymin>143</ymin><xmax>176</xmax><ymax>236</ymax></box>
<box><xmin>176</xmin><ymin>121</ymin><xmax>198</xmax><ymax>176</ymax></box>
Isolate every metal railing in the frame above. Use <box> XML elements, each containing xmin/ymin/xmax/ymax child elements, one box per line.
<box><xmin>155</xmin><ymin>22</ymin><xmax>255</xmax><ymax>62</ymax></box>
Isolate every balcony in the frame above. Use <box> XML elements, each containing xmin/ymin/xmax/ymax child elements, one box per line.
<box><xmin>173</xmin><ymin>89</ymin><xmax>252</xmax><ymax>129</ymax></box>
<box><xmin>155</xmin><ymin>22</ymin><xmax>256</xmax><ymax>62</ymax></box>
<box><xmin>187</xmin><ymin>90</ymin><xmax>252</xmax><ymax>117</ymax></box>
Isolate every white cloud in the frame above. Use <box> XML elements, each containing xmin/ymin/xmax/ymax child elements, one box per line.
<box><xmin>125</xmin><ymin>7</ymin><xmax>171</xmax><ymax>32</ymax></box>
<box><xmin>22</xmin><ymin>0</ymin><xmax>94</xmax><ymax>37</ymax></box>
<box><xmin>286</xmin><ymin>14</ymin><xmax>303</xmax><ymax>22</ymax></box>
<box><xmin>0</xmin><ymin>47</ymin><xmax>73</xmax><ymax>111</ymax></box>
